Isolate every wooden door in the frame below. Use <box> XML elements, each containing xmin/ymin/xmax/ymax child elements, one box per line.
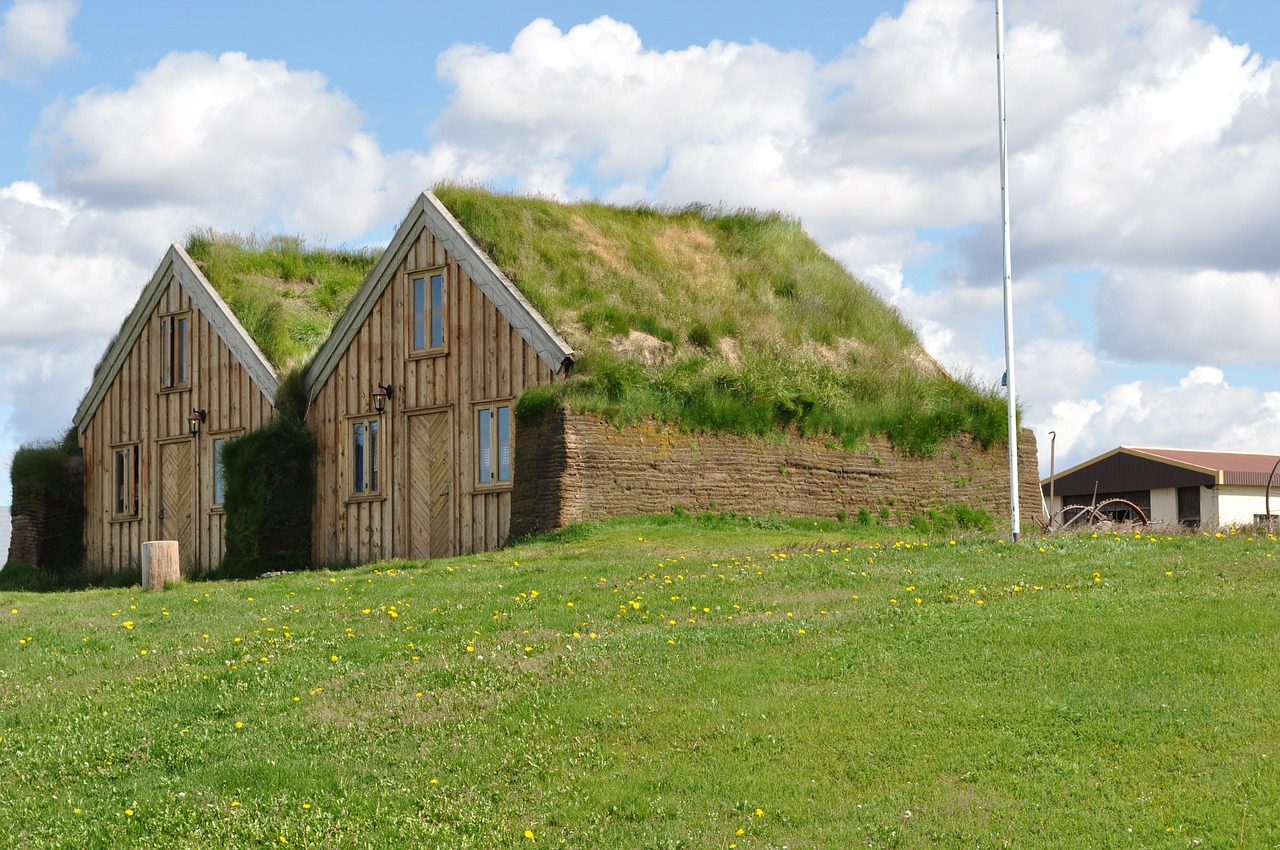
<box><xmin>158</xmin><ymin>440</ymin><xmax>195</xmax><ymax>573</ymax></box>
<box><xmin>406</xmin><ymin>411</ymin><xmax>455</xmax><ymax>560</ymax></box>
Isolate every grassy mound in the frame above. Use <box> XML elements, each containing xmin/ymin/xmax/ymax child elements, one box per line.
<box><xmin>436</xmin><ymin>185</ymin><xmax>1008</xmax><ymax>453</ymax></box>
<box><xmin>184</xmin><ymin>230</ymin><xmax>379</xmax><ymax>372</ymax></box>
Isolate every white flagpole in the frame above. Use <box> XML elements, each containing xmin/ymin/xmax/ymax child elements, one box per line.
<box><xmin>995</xmin><ymin>0</ymin><xmax>1021</xmax><ymax>542</ymax></box>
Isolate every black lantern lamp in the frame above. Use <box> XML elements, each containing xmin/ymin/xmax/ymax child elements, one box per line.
<box><xmin>373</xmin><ymin>383</ymin><xmax>393</xmax><ymax>414</ymax></box>
<box><xmin>188</xmin><ymin>408</ymin><xmax>207</xmax><ymax>437</ymax></box>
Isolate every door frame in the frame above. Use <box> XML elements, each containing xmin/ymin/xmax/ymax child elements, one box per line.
<box><xmin>402</xmin><ymin>405</ymin><xmax>456</xmax><ymax>560</ymax></box>
<box><xmin>156</xmin><ymin>436</ymin><xmax>198</xmax><ymax>571</ymax></box>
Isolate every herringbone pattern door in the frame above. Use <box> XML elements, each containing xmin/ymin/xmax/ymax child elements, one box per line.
<box><xmin>158</xmin><ymin>440</ymin><xmax>194</xmax><ymax>572</ymax></box>
<box><xmin>407</xmin><ymin>411</ymin><xmax>455</xmax><ymax>560</ymax></box>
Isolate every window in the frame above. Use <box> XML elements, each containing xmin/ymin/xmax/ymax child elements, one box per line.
<box><xmin>113</xmin><ymin>444</ymin><xmax>139</xmax><ymax>517</ymax></box>
<box><xmin>476</xmin><ymin>404</ymin><xmax>511</xmax><ymax>486</ymax></box>
<box><xmin>212</xmin><ymin>436</ymin><xmax>234</xmax><ymax>507</ymax></box>
<box><xmin>161</xmin><ymin>313</ymin><xmax>190</xmax><ymax>388</ymax></box>
<box><xmin>353</xmin><ymin>418</ymin><xmax>380</xmax><ymax>495</ymax></box>
<box><xmin>411</xmin><ymin>271</ymin><xmax>446</xmax><ymax>352</ymax></box>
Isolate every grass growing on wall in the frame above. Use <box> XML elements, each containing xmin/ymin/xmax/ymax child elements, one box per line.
<box><xmin>0</xmin><ymin>519</ymin><xmax>1278</xmax><ymax>847</ymax></box>
<box><xmin>436</xmin><ymin>185</ymin><xmax>1009</xmax><ymax>453</ymax></box>
<box><xmin>184</xmin><ymin>230</ymin><xmax>380</xmax><ymax>371</ymax></box>
<box><xmin>6</xmin><ymin>426</ymin><xmax>84</xmax><ymax>575</ymax></box>
<box><xmin>218</xmin><ymin>371</ymin><xmax>314</xmax><ymax>578</ymax></box>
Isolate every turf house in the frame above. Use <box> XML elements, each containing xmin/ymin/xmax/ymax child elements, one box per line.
<box><xmin>71</xmin><ymin>245</ymin><xmax>284</xmax><ymax>573</ymax></box>
<box><xmin>46</xmin><ymin>187</ymin><xmax>1039</xmax><ymax>577</ymax></box>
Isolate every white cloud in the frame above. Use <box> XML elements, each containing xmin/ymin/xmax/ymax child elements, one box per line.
<box><xmin>0</xmin><ymin>0</ymin><xmax>77</xmax><ymax>81</ymax></box>
<box><xmin>37</xmin><ymin>51</ymin><xmax>443</xmax><ymax>237</ymax></box>
<box><xmin>1095</xmin><ymin>269</ymin><xmax>1280</xmax><ymax>366</ymax></box>
<box><xmin>1032</xmin><ymin>366</ymin><xmax>1280</xmax><ymax>476</ymax></box>
<box><xmin>434</xmin><ymin>17</ymin><xmax>816</xmax><ymax>197</ymax></box>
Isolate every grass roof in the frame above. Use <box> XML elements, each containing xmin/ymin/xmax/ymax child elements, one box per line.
<box><xmin>435</xmin><ymin>185</ymin><xmax>1008</xmax><ymax>454</ymax></box>
<box><xmin>184</xmin><ymin>230</ymin><xmax>380</xmax><ymax>373</ymax></box>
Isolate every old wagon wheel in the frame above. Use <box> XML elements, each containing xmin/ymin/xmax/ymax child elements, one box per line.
<box><xmin>1092</xmin><ymin>498</ymin><xmax>1148</xmax><ymax>525</ymax></box>
<box><xmin>1052</xmin><ymin>498</ymin><xmax>1149</xmax><ymax>531</ymax></box>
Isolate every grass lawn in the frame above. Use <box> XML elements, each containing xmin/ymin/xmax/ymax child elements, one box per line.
<box><xmin>2</xmin><ymin>516</ymin><xmax>1278</xmax><ymax>848</ymax></box>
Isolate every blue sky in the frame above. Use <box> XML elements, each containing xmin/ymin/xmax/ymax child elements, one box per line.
<box><xmin>3</xmin><ymin>0</ymin><xmax>1280</xmax><ymax>507</ymax></box>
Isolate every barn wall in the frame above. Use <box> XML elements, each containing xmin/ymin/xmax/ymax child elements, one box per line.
<box><xmin>308</xmin><ymin>225</ymin><xmax>559</xmax><ymax>565</ymax></box>
<box><xmin>1217</xmin><ymin>485</ymin><xmax>1270</xmax><ymax>527</ymax></box>
<box><xmin>80</xmin><ymin>276</ymin><xmax>275</xmax><ymax>574</ymax></box>
<box><xmin>512</xmin><ymin>408</ymin><xmax>1042</xmax><ymax>536</ymax></box>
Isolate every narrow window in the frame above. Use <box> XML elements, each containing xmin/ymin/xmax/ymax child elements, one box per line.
<box><xmin>352</xmin><ymin>419</ymin><xmax>380</xmax><ymax>495</ymax></box>
<box><xmin>114</xmin><ymin>445</ymin><xmax>139</xmax><ymax>516</ymax></box>
<box><xmin>161</xmin><ymin>313</ymin><xmax>190</xmax><ymax>388</ymax></box>
<box><xmin>430</xmin><ymin>273</ymin><xmax>444</xmax><ymax>348</ymax></box>
<box><xmin>477</xmin><ymin>408</ymin><xmax>492</xmax><ymax>484</ymax></box>
<box><xmin>354</xmin><ymin>422</ymin><xmax>366</xmax><ymax>492</ymax></box>
<box><xmin>176</xmin><ymin>316</ymin><xmax>189</xmax><ymax>384</ymax></box>
<box><xmin>497</xmin><ymin>405</ymin><xmax>511</xmax><ymax>482</ymax></box>
<box><xmin>213</xmin><ymin>437</ymin><xmax>232</xmax><ymax>507</ymax></box>
<box><xmin>413</xmin><ymin>277</ymin><xmax>425</xmax><ymax>350</ymax></box>
<box><xmin>411</xmin><ymin>271</ymin><xmax>446</xmax><ymax>352</ymax></box>
<box><xmin>476</xmin><ymin>404</ymin><xmax>512</xmax><ymax>486</ymax></box>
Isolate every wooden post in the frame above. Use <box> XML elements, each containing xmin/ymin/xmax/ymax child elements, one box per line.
<box><xmin>141</xmin><ymin>540</ymin><xmax>180</xmax><ymax>590</ymax></box>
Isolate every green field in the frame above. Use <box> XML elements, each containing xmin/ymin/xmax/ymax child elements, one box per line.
<box><xmin>2</xmin><ymin>517</ymin><xmax>1278</xmax><ymax>848</ymax></box>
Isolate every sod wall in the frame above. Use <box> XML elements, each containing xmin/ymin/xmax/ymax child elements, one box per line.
<box><xmin>512</xmin><ymin>408</ymin><xmax>1041</xmax><ymax>537</ymax></box>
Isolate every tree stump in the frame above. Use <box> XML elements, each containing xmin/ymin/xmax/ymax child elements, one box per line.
<box><xmin>141</xmin><ymin>540</ymin><xmax>180</xmax><ymax>590</ymax></box>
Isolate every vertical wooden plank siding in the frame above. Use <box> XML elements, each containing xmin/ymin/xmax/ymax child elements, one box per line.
<box><xmin>80</xmin><ymin>273</ymin><xmax>276</xmax><ymax>574</ymax></box>
<box><xmin>308</xmin><ymin>223</ymin><xmax>561</xmax><ymax>565</ymax></box>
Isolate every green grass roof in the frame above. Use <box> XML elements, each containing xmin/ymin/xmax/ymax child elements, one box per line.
<box><xmin>435</xmin><ymin>185</ymin><xmax>1007</xmax><ymax>453</ymax></box>
<box><xmin>184</xmin><ymin>230</ymin><xmax>380</xmax><ymax>373</ymax></box>
<box><xmin>179</xmin><ymin>188</ymin><xmax>1007</xmax><ymax>454</ymax></box>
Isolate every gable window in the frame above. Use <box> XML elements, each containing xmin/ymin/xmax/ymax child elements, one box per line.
<box><xmin>161</xmin><ymin>313</ymin><xmax>190</xmax><ymax>389</ymax></box>
<box><xmin>476</xmin><ymin>403</ymin><xmax>511</xmax><ymax>487</ymax></box>
<box><xmin>411</xmin><ymin>270</ymin><xmax>446</xmax><ymax>353</ymax></box>
<box><xmin>113</xmin><ymin>444</ymin><xmax>140</xmax><ymax>517</ymax></box>
<box><xmin>352</xmin><ymin>418</ymin><xmax>380</xmax><ymax>495</ymax></box>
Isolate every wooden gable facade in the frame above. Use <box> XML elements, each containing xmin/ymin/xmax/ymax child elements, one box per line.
<box><xmin>73</xmin><ymin>245</ymin><xmax>279</xmax><ymax>574</ymax></box>
<box><xmin>303</xmin><ymin>192</ymin><xmax>574</xmax><ymax>564</ymax></box>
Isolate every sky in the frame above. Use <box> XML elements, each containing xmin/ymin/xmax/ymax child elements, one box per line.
<box><xmin>2</xmin><ymin>0</ymin><xmax>1280</xmax><ymax>507</ymax></box>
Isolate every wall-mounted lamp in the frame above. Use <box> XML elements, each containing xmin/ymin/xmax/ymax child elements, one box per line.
<box><xmin>188</xmin><ymin>408</ymin><xmax>207</xmax><ymax>437</ymax></box>
<box><xmin>372</xmin><ymin>383</ymin><xmax>394</xmax><ymax>414</ymax></box>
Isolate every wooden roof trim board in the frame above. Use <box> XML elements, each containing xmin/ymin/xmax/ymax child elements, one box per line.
<box><xmin>73</xmin><ymin>244</ymin><xmax>280</xmax><ymax>432</ymax></box>
<box><xmin>304</xmin><ymin>191</ymin><xmax>575</xmax><ymax>402</ymax></box>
